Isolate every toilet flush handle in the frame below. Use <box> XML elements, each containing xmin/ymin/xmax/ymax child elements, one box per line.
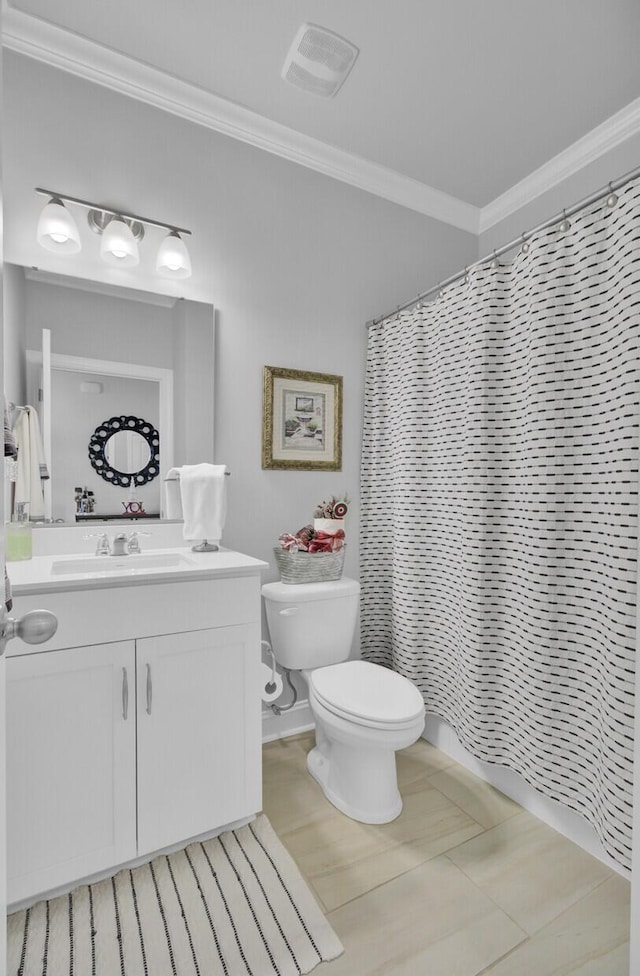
<box><xmin>279</xmin><ymin>607</ymin><xmax>299</xmax><ymax>616</ymax></box>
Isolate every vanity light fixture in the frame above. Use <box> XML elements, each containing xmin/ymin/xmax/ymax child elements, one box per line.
<box><xmin>35</xmin><ymin>188</ymin><xmax>192</xmax><ymax>278</ymax></box>
<box><xmin>97</xmin><ymin>215</ymin><xmax>142</xmax><ymax>267</ymax></box>
<box><xmin>36</xmin><ymin>197</ymin><xmax>82</xmax><ymax>254</ymax></box>
<box><xmin>156</xmin><ymin>230</ymin><xmax>192</xmax><ymax>279</ymax></box>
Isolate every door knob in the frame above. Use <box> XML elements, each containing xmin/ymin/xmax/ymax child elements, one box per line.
<box><xmin>0</xmin><ymin>609</ymin><xmax>58</xmax><ymax>655</ymax></box>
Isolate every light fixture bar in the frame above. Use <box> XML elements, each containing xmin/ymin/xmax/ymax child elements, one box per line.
<box><xmin>34</xmin><ymin>187</ymin><xmax>191</xmax><ymax>236</ymax></box>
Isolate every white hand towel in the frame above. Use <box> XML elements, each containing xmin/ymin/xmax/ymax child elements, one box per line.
<box><xmin>179</xmin><ymin>463</ymin><xmax>228</xmax><ymax>541</ymax></box>
<box><xmin>164</xmin><ymin>468</ymin><xmax>183</xmax><ymax>519</ymax></box>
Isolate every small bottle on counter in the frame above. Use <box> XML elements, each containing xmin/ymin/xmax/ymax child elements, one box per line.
<box><xmin>74</xmin><ymin>486</ymin><xmax>83</xmax><ymax>513</ymax></box>
<box><xmin>6</xmin><ymin>502</ymin><xmax>32</xmax><ymax>561</ymax></box>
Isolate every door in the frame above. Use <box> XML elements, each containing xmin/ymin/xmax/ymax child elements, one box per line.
<box><xmin>6</xmin><ymin>641</ymin><xmax>137</xmax><ymax>905</ymax></box>
<box><xmin>136</xmin><ymin>624</ymin><xmax>260</xmax><ymax>856</ymax></box>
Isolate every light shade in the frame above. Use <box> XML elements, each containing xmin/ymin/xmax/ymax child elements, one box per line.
<box><xmin>100</xmin><ymin>217</ymin><xmax>140</xmax><ymax>267</ymax></box>
<box><xmin>37</xmin><ymin>198</ymin><xmax>81</xmax><ymax>254</ymax></box>
<box><xmin>156</xmin><ymin>231</ymin><xmax>192</xmax><ymax>279</ymax></box>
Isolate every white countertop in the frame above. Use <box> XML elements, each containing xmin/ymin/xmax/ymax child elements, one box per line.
<box><xmin>8</xmin><ymin>547</ymin><xmax>268</xmax><ymax>596</ymax></box>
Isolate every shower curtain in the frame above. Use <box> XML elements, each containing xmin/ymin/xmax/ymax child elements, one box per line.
<box><xmin>361</xmin><ymin>177</ymin><xmax>640</xmax><ymax>870</ymax></box>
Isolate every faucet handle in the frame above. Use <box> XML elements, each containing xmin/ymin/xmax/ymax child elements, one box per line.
<box><xmin>127</xmin><ymin>530</ymin><xmax>151</xmax><ymax>553</ymax></box>
<box><xmin>83</xmin><ymin>532</ymin><xmax>111</xmax><ymax>555</ymax></box>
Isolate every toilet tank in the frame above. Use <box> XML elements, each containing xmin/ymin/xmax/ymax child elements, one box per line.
<box><xmin>262</xmin><ymin>577</ymin><xmax>360</xmax><ymax>670</ymax></box>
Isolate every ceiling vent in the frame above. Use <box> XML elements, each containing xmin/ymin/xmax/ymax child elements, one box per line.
<box><xmin>281</xmin><ymin>23</ymin><xmax>359</xmax><ymax>98</ymax></box>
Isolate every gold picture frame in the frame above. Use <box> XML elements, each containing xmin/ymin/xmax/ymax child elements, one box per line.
<box><xmin>262</xmin><ymin>366</ymin><xmax>343</xmax><ymax>471</ymax></box>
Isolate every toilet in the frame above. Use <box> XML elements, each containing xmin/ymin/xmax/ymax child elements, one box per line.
<box><xmin>262</xmin><ymin>577</ymin><xmax>425</xmax><ymax>824</ymax></box>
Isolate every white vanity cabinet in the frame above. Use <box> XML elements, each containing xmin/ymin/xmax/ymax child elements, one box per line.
<box><xmin>136</xmin><ymin>624</ymin><xmax>257</xmax><ymax>856</ymax></box>
<box><xmin>6</xmin><ymin>555</ymin><xmax>265</xmax><ymax>907</ymax></box>
<box><xmin>7</xmin><ymin>641</ymin><xmax>137</xmax><ymax>904</ymax></box>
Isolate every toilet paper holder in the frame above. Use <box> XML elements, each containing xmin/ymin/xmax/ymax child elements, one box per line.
<box><xmin>261</xmin><ymin>640</ymin><xmax>297</xmax><ymax>713</ymax></box>
<box><xmin>262</xmin><ymin>641</ymin><xmax>279</xmax><ymax>695</ymax></box>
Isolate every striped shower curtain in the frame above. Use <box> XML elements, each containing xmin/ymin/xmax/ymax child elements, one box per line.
<box><xmin>361</xmin><ymin>177</ymin><xmax>640</xmax><ymax>870</ymax></box>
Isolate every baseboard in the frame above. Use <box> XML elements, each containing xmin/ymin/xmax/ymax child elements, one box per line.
<box><xmin>423</xmin><ymin>714</ymin><xmax>628</xmax><ymax>879</ymax></box>
<box><xmin>261</xmin><ymin>700</ymin><xmax>315</xmax><ymax>742</ymax></box>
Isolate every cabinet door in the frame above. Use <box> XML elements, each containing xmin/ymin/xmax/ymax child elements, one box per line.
<box><xmin>7</xmin><ymin>642</ymin><xmax>137</xmax><ymax>905</ymax></box>
<box><xmin>137</xmin><ymin>624</ymin><xmax>261</xmax><ymax>857</ymax></box>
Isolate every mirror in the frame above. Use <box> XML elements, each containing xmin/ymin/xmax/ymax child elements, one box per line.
<box><xmin>89</xmin><ymin>416</ymin><xmax>160</xmax><ymax>486</ymax></box>
<box><xmin>5</xmin><ymin>264</ymin><xmax>215</xmax><ymax>524</ymax></box>
<box><xmin>105</xmin><ymin>430</ymin><xmax>152</xmax><ymax>475</ymax></box>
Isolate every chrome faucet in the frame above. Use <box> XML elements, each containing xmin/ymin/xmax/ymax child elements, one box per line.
<box><xmin>86</xmin><ymin>531</ymin><xmax>148</xmax><ymax>556</ymax></box>
<box><xmin>111</xmin><ymin>533</ymin><xmax>129</xmax><ymax>556</ymax></box>
<box><xmin>111</xmin><ymin>531</ymin><xmax>147</xmax><ymax>555</ymax></box>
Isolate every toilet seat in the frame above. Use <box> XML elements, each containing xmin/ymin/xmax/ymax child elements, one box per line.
<box><xmin>310</xmin><ymin>660</ymin><xmax>424</xmax><ymax>731</ymax></box>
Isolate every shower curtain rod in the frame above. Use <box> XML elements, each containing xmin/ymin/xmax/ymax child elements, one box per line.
<box><xmin>369</xmin><ymin>163</ymin><xmax>640</xmax><ymax>327</ymax></box>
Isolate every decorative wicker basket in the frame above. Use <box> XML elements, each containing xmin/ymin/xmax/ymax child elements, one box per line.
<box><xmin>274</xmin><ymin>546</ymin><xmax>345</xmax><ymax>585</ymax></box>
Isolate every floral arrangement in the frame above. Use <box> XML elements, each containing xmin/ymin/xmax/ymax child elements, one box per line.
<box><xmin>279</xmin><ymin>524</ymin><xmax>345</xmax><ymax>554</ymax></box>
<box><xmin>278</xmin><ymin>493</ymin><xmax>348</xmax><ymax>556</ymax></box>
<box><xmin>313</xmin><ymin>494</ymin><xmax>349</xmax><ymax>519</ymax></box>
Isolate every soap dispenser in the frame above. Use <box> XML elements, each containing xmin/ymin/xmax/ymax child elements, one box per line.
<box><xmin>6</xmin><ymin>502</ymin><xmax>32</xmax><ymax>561</ymax></box>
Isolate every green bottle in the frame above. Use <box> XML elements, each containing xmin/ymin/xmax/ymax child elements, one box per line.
<box><xmin>6</xmin><ymin>502</ymin><xmax>32</xmax><ymax>561</ymax></box>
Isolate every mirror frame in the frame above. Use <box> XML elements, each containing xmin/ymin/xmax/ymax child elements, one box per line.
<box><xmin>89</xmin><ymin>415</ymin><xmax>160</xmax><ymax>487</ymax></box>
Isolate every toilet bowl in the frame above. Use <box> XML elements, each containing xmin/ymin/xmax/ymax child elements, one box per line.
<box><xmin>262</xmin><ymin>578</ymin><xmax>426</xmax><ymax>823</ymax></box>
<box><xmin>306</xmin><ymin>659</ymin><xmax>425</xmax><ymax>822</ymax></box>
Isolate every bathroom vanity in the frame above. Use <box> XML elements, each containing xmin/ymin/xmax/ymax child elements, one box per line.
<box><xmin>6</xmin><ymin>547</ymin><xmax>266</xmax><ymax>907</ymax></box>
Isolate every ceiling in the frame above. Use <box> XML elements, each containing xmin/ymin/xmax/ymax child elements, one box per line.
<box><xmin>4</xmin><ymin>0</ymin><xmax>640</xmax><ymax>232</ymax></box>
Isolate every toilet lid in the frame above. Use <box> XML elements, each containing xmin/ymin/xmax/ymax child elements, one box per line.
<box><xmin>310</xmin><ymin>660</ymin><xmax>424</xmax><ymax>726</ymax></box>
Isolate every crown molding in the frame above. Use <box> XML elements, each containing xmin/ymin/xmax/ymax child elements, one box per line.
<box><xmin>479</xmin><ymin>96</ymin><xmax>640</xmax><ymax>233</ymax></box>
<box><xmin>2</xmin><ymin>5</ymin><xmax>479</xmax><ymax>234</ymax></box>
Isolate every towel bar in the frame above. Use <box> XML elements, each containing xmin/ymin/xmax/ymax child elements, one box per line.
<box><xmin>164</xmin><ymin>467</ymin><xmax>229</xmax><ymax>553</ymax></box>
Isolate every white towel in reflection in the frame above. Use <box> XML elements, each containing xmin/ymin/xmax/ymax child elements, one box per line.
<box><xmin>164</xmin><ymin>468</ymin><xmax>183</xmax><ymax>519</ymax></box>
<box><xmin>169</xmin><ymin>463</ymin><xmax>228</xmax><ymax>541</ymax></box>
<box><xmin>13</xmin><ymin>405</ymin><xmax>49</xmax><ymax>520</ymax></box>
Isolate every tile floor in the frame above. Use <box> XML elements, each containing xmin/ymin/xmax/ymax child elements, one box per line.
<box><xmin>262</xmin><ymin>731</ymin><xmax>630</xmax><ymax>976</ymax></box>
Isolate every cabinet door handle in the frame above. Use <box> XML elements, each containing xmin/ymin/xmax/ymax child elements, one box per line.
<box><xmin>146</xmin><ymin>663</ymin><xmax>152</xmax><ymax>715</ymax></box>
<box><xmin>122</xmin><ymin>667</ymin><xmax>129</xmax><ymax>720</ymax></box>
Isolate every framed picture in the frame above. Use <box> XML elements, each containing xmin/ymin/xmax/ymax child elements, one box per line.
<box><xmin>262</xmin><ymin>365</ymin><xmax>343</xmax><ymax>470</ymax></box>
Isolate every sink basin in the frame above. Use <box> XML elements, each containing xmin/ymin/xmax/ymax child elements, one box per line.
<box><xmin>50</xmin><ymin>552</ymin><xmax>194</xmax><ymax>576</ymax></box>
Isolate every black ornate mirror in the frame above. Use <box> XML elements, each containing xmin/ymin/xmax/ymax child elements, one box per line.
<box><xmin>88</xmin><ymin>415</ymin><xmax>160</xmax><ymax>487</ymax></box>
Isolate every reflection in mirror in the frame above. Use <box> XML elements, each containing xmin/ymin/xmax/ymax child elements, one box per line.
<box><xmin>105</xmin><ymin>430</ymin><xmax>152</xmax><ymax>474</ymax></box>
<box><xmin>4</xmin><ymin>265</ymin><xmax>215</xmax><ymax>525</ymax></box>
<box><xmin>89</xmin><ymin>415</ymin><xmax>160</xmax><ymax>487</ymax></box>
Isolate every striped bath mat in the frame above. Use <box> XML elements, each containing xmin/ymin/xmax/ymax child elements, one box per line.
<box><xmin>8</xmin><ymin>815</ymin><xmax>343</xmax><ymax>975</ymax></box>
